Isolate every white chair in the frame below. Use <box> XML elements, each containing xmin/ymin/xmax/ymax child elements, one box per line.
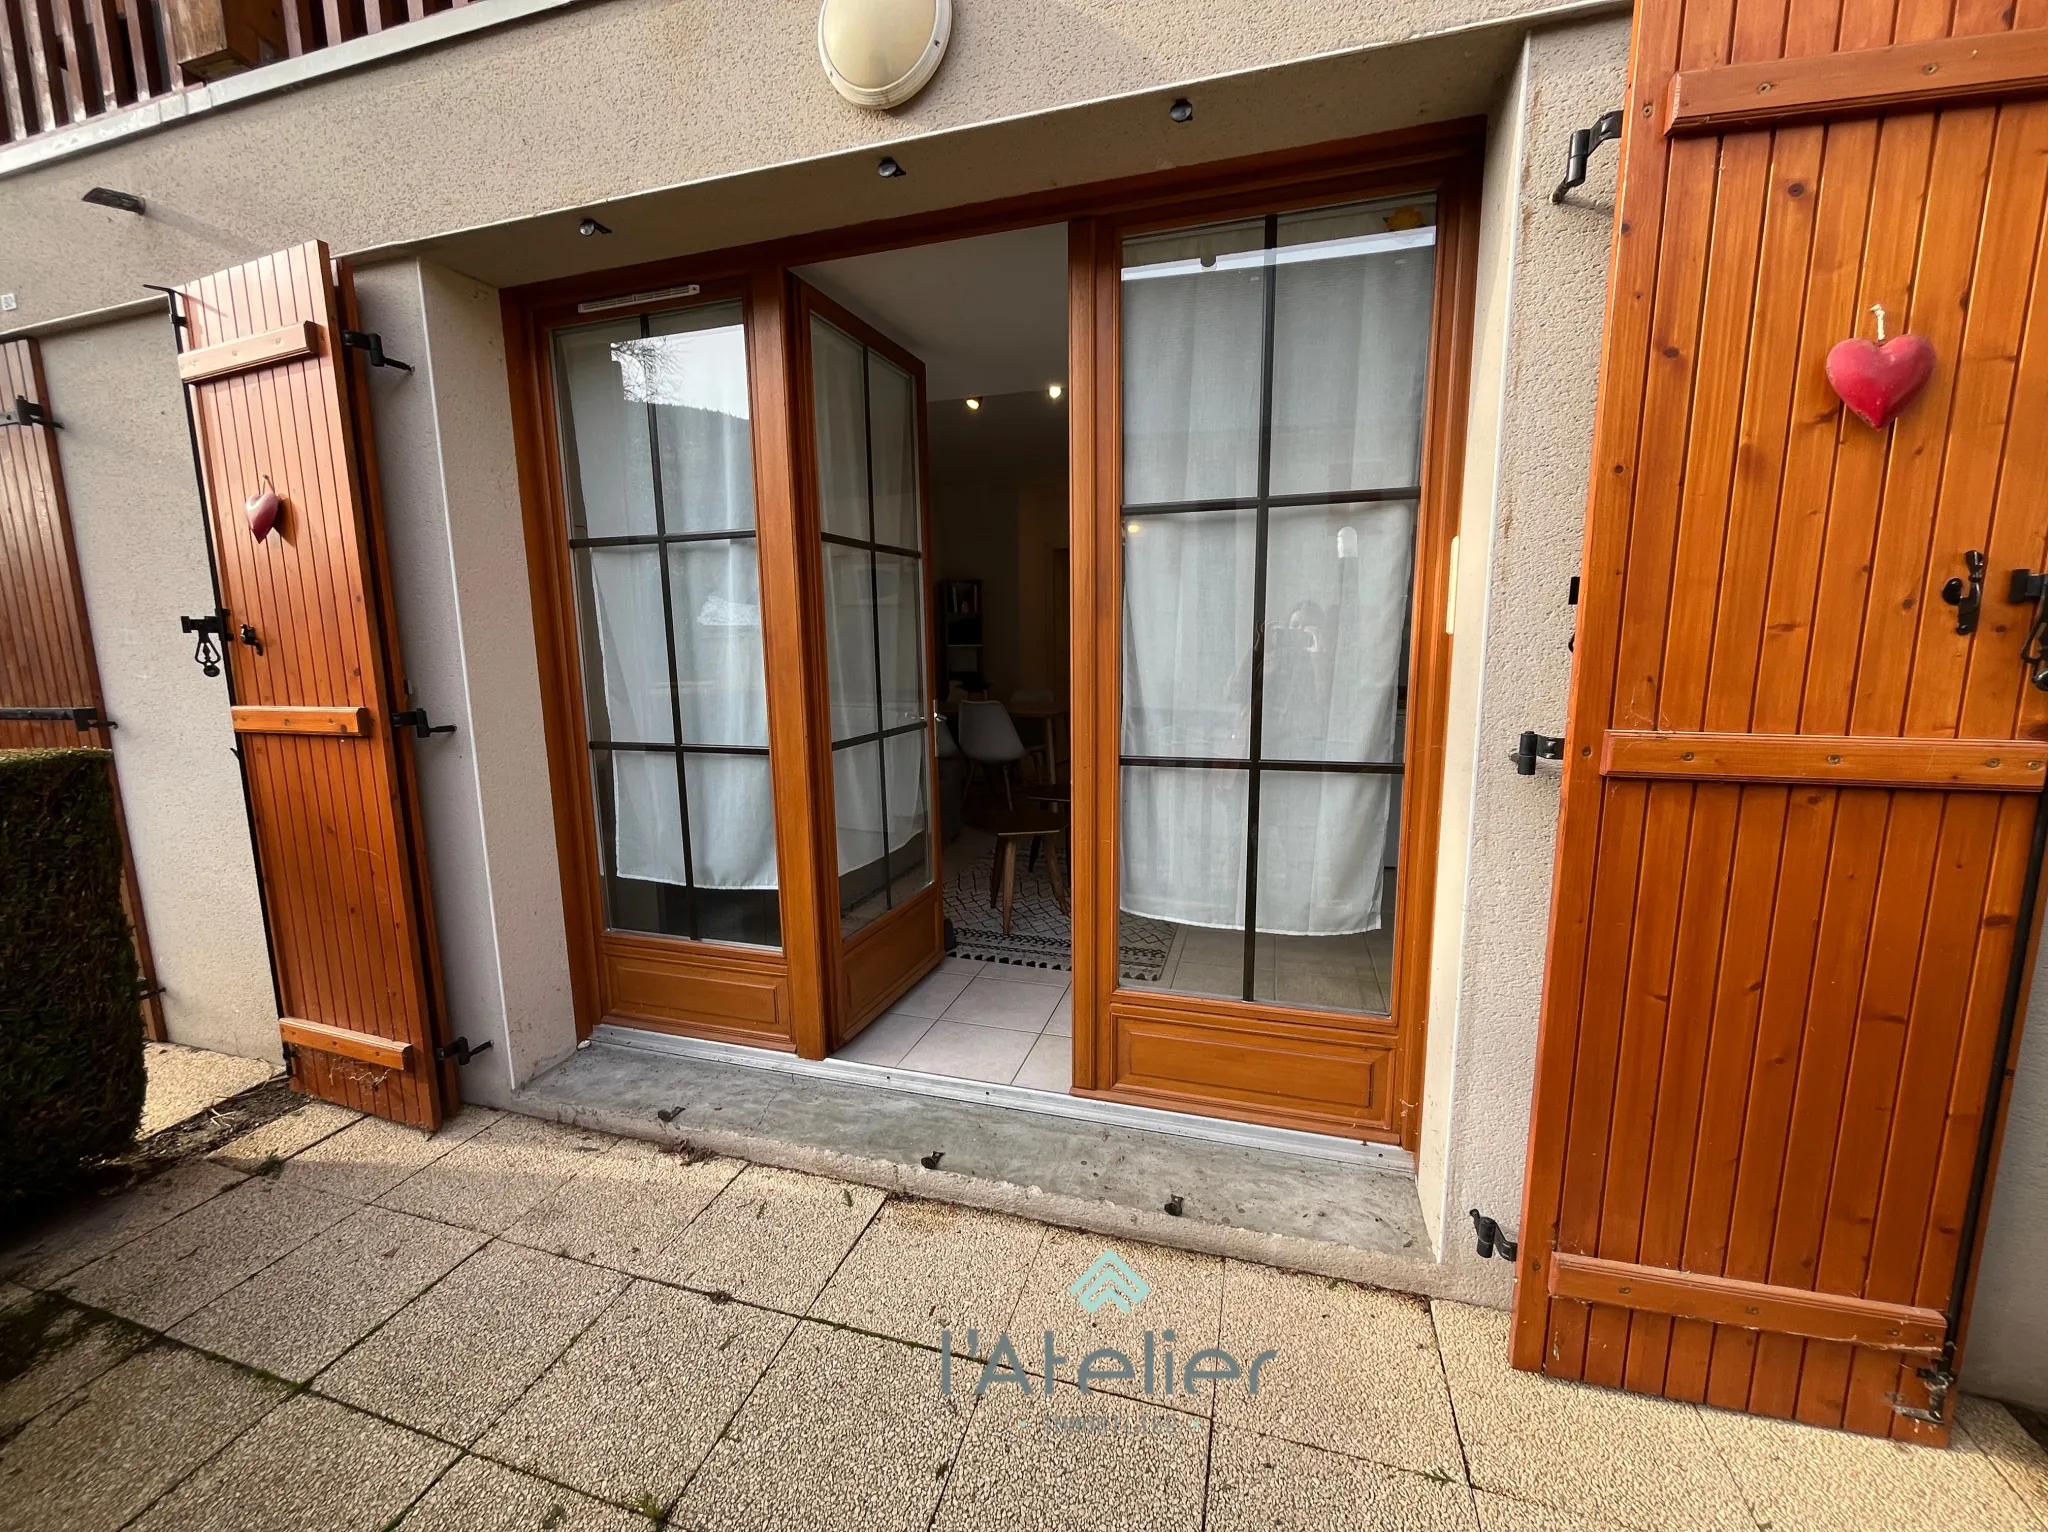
<box><xmin>1009</xmin><ymin>688</ymin><xmax>1057</xmax><ymax>782</ymax></box>
<box><xmin>955</xmin><ymin>699</ymin><xmax>1027</xmax><ymax>808</ymax></box>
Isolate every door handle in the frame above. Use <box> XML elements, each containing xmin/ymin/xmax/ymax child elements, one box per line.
<box><xmin>1941</xmin><ymin>550</ymin><xmax>1985</xmax><ymax>635</ymax></box>
<box><xmin>2011</xmin><ymin>568</ymin><xmax>2048</xmax><ymax>691</ymax></box>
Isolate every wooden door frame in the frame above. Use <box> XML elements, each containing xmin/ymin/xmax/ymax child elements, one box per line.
<box><xmin>784</xmin><ymin>280</ymin><xmax>947</xmax><ymax>1047</ymax></box>
<box><xmin>505</xmin><ymin>119</ymin><xmax>1482</xmax><ymax>1110</ymax></box>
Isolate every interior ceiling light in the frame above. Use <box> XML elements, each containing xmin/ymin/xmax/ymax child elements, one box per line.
<box><xmin>820</xmin><ymin>0</ymin><xmax>952</xmax><ymax>110</ymax></box>
<box><xmin>964</xmin><ymin>397</ymin><xmax>981</xmax><ymax>411</ymax></box>
<box><xmin>1048</xmin><ymin>383</ymin><xmax>1064</xmax><ymax>400</ymax></box>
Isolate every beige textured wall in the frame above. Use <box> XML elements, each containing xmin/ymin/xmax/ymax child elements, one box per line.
<box><xmin>38</xmin><ymin>315</ymin><xmax>281</xmax><ymax>1062</ymax></box>
<box><xmin>0</xmin><ymin>0</ymin><xmax>1611</xmax><ymax>329</ymax></box>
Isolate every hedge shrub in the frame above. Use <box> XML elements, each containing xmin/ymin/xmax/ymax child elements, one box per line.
<box><xmin>0</xmin><ymin>748</ymin><xmax>143</xmax><ymax>1211</ymax></box>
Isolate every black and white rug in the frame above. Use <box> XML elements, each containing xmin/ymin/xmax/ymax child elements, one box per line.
<box><xmin>942</xmin><ymin>850</ymin><xmax>1173</xmax><ymax>982</ymax></box>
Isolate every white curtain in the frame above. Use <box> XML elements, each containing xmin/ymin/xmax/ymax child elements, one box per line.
<box><xmin>1118</xmin><ymin>204</ymin><xmax>1434</xmax><ymax>936</ymax></box>
<box><xmin>556</xmin><ymin>303</ymin><xmax>778</xmax><ymax>892</ymax></box>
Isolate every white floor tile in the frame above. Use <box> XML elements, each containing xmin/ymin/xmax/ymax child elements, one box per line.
<box><xmin>939</xmin><ymin>977</ymin><xmax>1062</xmax><ymax>1032</ymax></box>
<box><xmin>898</xmin><ymin>1023</ymin><xmax>1037</xmax><ymax>1084</ymax></box>
<box><xmin>889</xmin><ymin>965</ymin><xmax>976</xmax><ymax>1019</ymax></box>
<box><xmin>835</xmin><ymin>1010</ymin><xmax>937</xmax><ymax>1067</ymax></box>
<box><xmin>1011</xmin><ymin>1033</ymin><xmax>1071</xmax><ymax>1093</ymax></box>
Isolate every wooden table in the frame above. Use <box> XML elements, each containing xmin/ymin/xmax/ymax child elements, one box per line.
<box><xmin>980</xmin><ymin>808</ymin><xmax>1069</xmax><ymax>935</ymax></box>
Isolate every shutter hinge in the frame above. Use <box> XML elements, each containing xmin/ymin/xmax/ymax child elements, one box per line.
<box><xmin>0</xmin><ymin>394</ymin><xmax>59</xmax><ymax>429</ymax></box>
<box><xmin>1552</xmin><ymin>109</ymin><xmax>1625</xmax><ymax>205</ymax></box>
<box><xmin>1888</xmin><ymin>1363</ymin><xmax>1955</xmax><ymax>1425</ymax></box>
<box><xmin>1470</xmin><ymin>1210</ymin><xmax>1519</xmax><ymax>1260</ymax></box>
<box><xmin>1509</xmin><ymin>731</ymin><xmax>1566</xmax><ymax>775</ymax></box>
<box><xmin>392</xmin><ymin>707</ymin><xmax>457</xmax><ymax>740</ymax></box>
<box><xmin>434</xmin><ymin>1036</ymin><xmax>494</xmax><ymax>1066</ymax></box>
<box><xmin>340</xmin><ymin>330</ymin><xmax>413</xmax><ymax>373</ymax></box>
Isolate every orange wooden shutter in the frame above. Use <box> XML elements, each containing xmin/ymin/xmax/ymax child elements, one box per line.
<box><xmin>173</xmin><ymin>242</ymin><xmax>452</xmax><ymax>1129</ymax></box>
<box><xmin>1515</xmin><ymin>5</ymin><xmax>2048</xmax><ymax>1441</ymax></box>
<box><xmin>1</xmin><ymin>338</ymin><xmax>164</xmax><ymax>1038</ymax></box>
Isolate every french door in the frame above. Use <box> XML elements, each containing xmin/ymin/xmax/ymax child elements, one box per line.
<box><xmin>789</xmin><ymin>282</ymin><xmax>946</xmax><ymax>1044</ymax></box>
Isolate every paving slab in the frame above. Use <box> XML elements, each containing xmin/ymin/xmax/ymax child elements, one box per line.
<box><xmin>809</xmin><ymin>1198</ymin><xmax>1044</xmax><ymax>1353</ymax></box>
<box><xmin>60</xmin><ymin>1174</ymin><xmax>354</xmax><ymax>1331</ymax></box>
<box><xmin>277</xmin><ymin>1106</ymin><xmax>501</xmax><ymax>1205</ymax></box>
<box><xmin>140</xmin><ymin>1043</ymin><xmax>278</xmax><ymax>1138</ymax></box>
<box><xmin>0</xmin><ymin>1294</ymin><xmax>152</xmax><ymax>1437</ymax></box>
<box><xmin>0</xmin><ymin>1159</ymin><xmax>245</xmax><ymax>1287</ymax></box>
<box><xmin>676</xmin><ymin>1321</ymin><xmax>969</xmax><ymax>1532</ymax></box>
<box><xmin>1206</xmin><ymin>1424</ymin><xmax>1479</xmax><ymax>1531</ymax></box>
<box><xmin>1215</xmin><ymin>1260</ymin><xmax>1463</xmax><ymax>1479</ymax></box>
<box><xmin>171</xmin><ymin>1205</ymin><xmax>487</xmax><ymax>1380</ymax></box>
<box><xmin>380</xmin><ymin>1114</ymin><xmax>616</xmax><ymax>1235</ymax></box>
<box><xmin>1956</xmin><ymin>1395</ymin><xmax>2048</xmax><ymax>1526</ymax></box>
<box><xmin>1432</xmin><ymin>1301</ymin><xmax>1754</xmax><ymax>1532</ymax></box>
<box><xmin>396</xmin><ymin>1453</ymin><xmax>655</xmax><ymax>1530</ymax></box>
<box><xmin>0</xmin><ymin>1343</ymin><xmax>286</xmax><ymax>1532</ymax></box>
<box><xmin>1004</xmin><ymin>1225</ymin><xmax>1223</xmax><ymax>1417</ymax></box>
<box><xmin>643</xmin><ymin>1163</ymin><xmax>884</xmax><ymax>1311</ymax></box>
<box><xmin>0</xmin><ymin>1281</ymin><xmax>28</xmax><ymax>1312</ymax></box>
<box><xmin>498</xmin><ymin>1137</ymin><xmax>743</xmax><ymax>1272</ymax></box>
<box><xmin>933</xmin><ymin>1385</ymin><xmax>1208</xmax><ymax>1532</ymax></box>
<box><xmin>129</xmin><ymin>1392</ymin><xmax>456</xmax><ymax>1532</ymax></box>
<box><xmin>478</xmin><ymin>1278</ymin><xmax>794</xmax><ymax>1508</ymax></box>
<box><xmin>1699</xmin><ymin>1391</ymin><xmax>2045</xmax><ymax>1532</ymax></box>
<box><xmin>209</xmin><ymin>1101</ymin><xmax>361</xmax><ymax>1172</ymax></box>
<box><xmin>1473</xmin><ymin>1490</ymin><xmax>1631</xmax><ymax>1530</ymax></box>
<box><xmin>315</xmin><ymin>1240</ymin><xmax>627</xmax><ymax>1445</ymax></box>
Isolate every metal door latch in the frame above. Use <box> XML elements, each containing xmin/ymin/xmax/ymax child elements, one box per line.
<box><xmin>434</xmin><ymin>1036</ymin><xmax>494</xmax><ymax>1066</ymax></box>
<box><xmin>1940</xmin><ymin>550</ymin><xmax>1986</xmax><ymax>634</ymax></box>
<box><xmin>180</xmin><ymin>611</ymin><xmax>228</xmax><ymax>676</ymax></box>
<box><xmin>2012</xmin><ymin>568</ymin><xmax>2048</xmax><ymax>690</ymax></box>
<box><xmin>1509</xmin><ymin>730</ymin><xmax>1565</xmax><ymax>775</ymax></box>
<box><xmin>340</xmin><ymin>330</ymin><xmax>413</xmax><ymax>373</ymax></box>
<box><xmin>392</xmin><ymin>707</ymin><xmax>457</xmax><ymax>739</ymax></box>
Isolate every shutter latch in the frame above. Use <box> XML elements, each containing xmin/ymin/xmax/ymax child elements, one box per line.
<box><xmin>434</xmin><ymin>1036</ymin><xmax>494</xmax><ymax>1065</ymax></box>
<box><xmin>340</xmin><ymin>330</ymin><xmax>414</xmax><ymax>373</ymax></box>
<box><xmin>392</xmin><ymin>707</ymin><xmax>457</xmax><ymax>740</ymax></box>
<box><xmin>0</xmin><ymin>395</ymin><xmax>58</xmax><ymax>428</ymax></box>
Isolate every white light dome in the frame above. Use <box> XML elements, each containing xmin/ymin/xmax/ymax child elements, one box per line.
<box><xmin>818</xmin><ymin>0</ymin><xmax>952</xmax><ymax>109</ymax></box>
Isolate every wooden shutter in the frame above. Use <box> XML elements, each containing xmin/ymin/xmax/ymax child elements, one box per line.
<box><xmin>174</xmin><ymin>242</ymin><xmax>452</xmax><ymax>1128</ymax></box>
<box><xmin>1515</xmin><ymin>5</ymin><xmax>2048</xmax><ymax>1441</ymax></box>
<box><xmin>1</xmin><ymin>338</ymin><xmax>163</xmax><ymax>1038</ymax></box>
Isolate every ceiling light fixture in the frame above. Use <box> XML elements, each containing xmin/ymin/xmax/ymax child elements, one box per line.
<box><xmin>819</xmin><ymin>0</ymin><xmax>952</xmax><ymax>109</ymax></box>
<box><xmin>578</xmin><ymin>217</ymin><xmax>612</xmax><ymax>236</ymax></box>
<box><xmin>1169</xmin><ymin>98</ymin><xmax>1194</xmax><ymax>123</ymax></box>
<box><xmin>1047</xmin><ymin>383</ymin><xmax>1064</xmax><ymax>400</ymax></box>
<box><xmin>877</xmin><ymin>156</ymin><xmax>906</xmax><ymax>178</ymax></box>
<box><xmin>964</xmin><ymin>397</ymin><xmax>981</xmax><ymax>411</ymax></box>
<box><xmin>82</xmin><ymin>187</ymin><xmax>145</xmax><ymax>215</ymax></box>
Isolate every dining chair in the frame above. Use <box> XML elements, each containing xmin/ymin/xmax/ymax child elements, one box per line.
<box><xmin>955</xmin><ymin>699</ymin><xmax>1027</xmax><ymax>808</ymax></box>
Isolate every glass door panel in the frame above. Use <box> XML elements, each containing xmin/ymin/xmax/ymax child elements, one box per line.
<box><xmin>1116</xmin><ymin>194</ymin><xmax>1436</xmax><ymax>1018</ymax></box>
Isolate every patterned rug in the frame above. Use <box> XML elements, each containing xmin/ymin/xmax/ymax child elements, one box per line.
<box><xmin>942</xmin><ymin>849</ymin><xmax>1173</xmax><ymax>982</ymax></box>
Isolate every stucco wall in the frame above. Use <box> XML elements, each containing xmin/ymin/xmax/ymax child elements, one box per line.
<box><xmin>37</xmin><ymin>315</ymin><xmax>281</xmax><ymax>1061</ymax></box>
<box><xmin>0</xmin><ymin>0</ymin><xmax>1616</xmax><ymax>329</ymax></box>
<box><xmin>351</xmin><ymin>258</ymin><xmax>579</xmax><ymax>1103</ymax></box>
<box><xmin>1418</xmin><ymin>17</ymin><xmax>1628</xmax><ymax>1296</ymax></box>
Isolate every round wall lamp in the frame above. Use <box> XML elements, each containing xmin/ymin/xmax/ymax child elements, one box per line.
<box><xmin>819</xmin><ymin>0</ymin><xmax>952</xmax><ymax>110</ymax></box>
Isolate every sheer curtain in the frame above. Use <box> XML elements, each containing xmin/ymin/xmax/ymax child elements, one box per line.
<box><xmin>1119</xmin><ymin>200</ymin><xmax>1435</xmax><ymax>937</ymax></box>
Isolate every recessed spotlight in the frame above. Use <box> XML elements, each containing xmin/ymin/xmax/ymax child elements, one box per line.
<box><xmin>964</xmin><ymin>397</ymin><xmax>981</xmax><ymax>411</ymax></box>
<box><xmin>1169</xmin><ymin>98</ymin><xmax>1194</xmax><ymax>123</ymax></box>
<box><xmin>877</xmin><ymin>156</ymin><xmax>906</xmax><ymax>178</ymax></box>
<box><xmin>578</xmin><ymin>217</ymin><xmax>612</xmax><ymax>237</ymax></box>
<box><xmin>1047</xmin><ymin>383</ymin><xmax>1063</xmax><ymax>400</ymax></box>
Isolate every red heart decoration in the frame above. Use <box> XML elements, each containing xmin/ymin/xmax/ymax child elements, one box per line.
<box><xmin>245</xmin><ymin>485</ymin><xmax>281</xmax><ymax>542</ymax></box>
<box><xmin>1825</xmin><ymin>332</ymin><xmax>1936</xmax><ymax>429</ymax></box>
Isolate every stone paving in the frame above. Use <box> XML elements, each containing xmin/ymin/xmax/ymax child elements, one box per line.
<box><xmin>2</xmin><ymin>1101</ymin><xmax>2045</xmax><ymax>1532</ymax></box>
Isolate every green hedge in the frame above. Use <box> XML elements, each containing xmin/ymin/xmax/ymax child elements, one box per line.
<box><xmin>0</xmin><ymin>748</ymin><xmax>143</xmax><ymax>1210</ymax></box>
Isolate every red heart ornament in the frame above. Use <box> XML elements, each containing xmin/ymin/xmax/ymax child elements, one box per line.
<box><xmin>245</xmin><ymin>484</ymin><xmax>281</xmax><ymax>542</ymax></box>
<box><xmin>1825</xmin><ymin>332</ymin><xmax>1936</xmax><ymax>428</ymax></box>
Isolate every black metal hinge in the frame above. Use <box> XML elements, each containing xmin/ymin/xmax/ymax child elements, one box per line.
<box><xmin>434</xmin><ymin>1037</ymin><xmax>494</xmax><ymax>1066</ymax></box>
<box><xmin>0</xmin><ymin>705</ymin><xmax>108</xmax><ymax>730</ymax></box>
<box><xmin>1553</xmin><ymin>109</ymin><xmax>1625</xmax><ymax>205</ymax></box>
<box><xmin>0</xmin><ymin>394</ymin><xmax>59</xmax><ymax>429</ymax></box>
<box><xmin>1509</xmin><ymin>731</ymin><xmax>1565</xmax><ymax>775</ymax></box>
<box><xmin>392</xmin><ymin>707</ymin><xmax>457</xmax><ymax>740</ymax></box>
<box><xmin>341</xmin><ymin>331</ymin><xmax>413</xmax><ymax>373</ymax></box>
<box><xmin>1470</xmin><ymin>1210</ymin><xmax>1519</xmax><ymax>1261</ymax></box>
<box><xmin>1888</xmin><ymin>1363</ymin><xmax>1955</xmax><ymax>1425</ymax></box>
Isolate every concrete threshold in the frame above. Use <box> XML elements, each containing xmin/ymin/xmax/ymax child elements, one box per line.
<box><xmin>511</xmin><ymin>1024</ymin><xmax>1489</xmax><ymax>1304</ymax></box>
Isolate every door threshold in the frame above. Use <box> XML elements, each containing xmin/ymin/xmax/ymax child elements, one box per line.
<box><xmin>595</xmin><ymin>1022</ymin><xmax>1411</xmax><ymax>1172</ymax></box>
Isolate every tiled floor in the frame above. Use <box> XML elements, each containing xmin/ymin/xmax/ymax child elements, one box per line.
<box><xmin>836</xmin><ymin>956</ymin><xmax>1074</xmax><ymax>1093</ymax></box>
<box><xmin>3</xmin><ymin>1104</ymin><xmax>2044</xmax><ymax>1532</ymax></box>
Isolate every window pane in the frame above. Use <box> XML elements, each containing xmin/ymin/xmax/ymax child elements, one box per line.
<box><xmin>822</xmin><ymin>543</ymin><xmax>879</xmax><ymax>742</ymax></box>
<box><xmin>668</xmin><ymin>540</ymin><xmax>767</xmax><ymax>748</ymax></box>
<box><xmin>834</xmin><ymin>740</ymin><xmax>888</xmax><ymax>933</ymax></box>
<box><xmin>885</xmin><ymin>728</ymin><xmax>932</xmax><ymax>906</ymax></box>
<box><xmin>867</xmin><ymin>350</ymin><xmax>922</xmax><ymax>549</ymax></box>
<box><xmin>1260</xmin><ymin>502</ymin><xmax>1414</xmax><ymax>763</ymax></box>
<box><xmin>1120</xmin><ymin>510</ymin><xmax>1255</xmax><ymax>759</ymax></box>
<box><xmin>1119</xmin><ymin>763</ymin><xmax>1247</xmax><ymax>932</ymax></box>
<box><xmin>1251</xmin><ymin>770</ymin><xmax>1395</xmax><ymax>1015</ymax></box>
<box><xmin>553</xmin><ymin>319</ymin><xmax>656</xmax><ymax>539</ymax></box>
<box><xmin>589</xmin><ymin>748</ymin><xmax>688</xmax><ymax>937</ymax></box>
<box><xmin>574</xmin><ymin>548</ymin><xmax>673</xmax><ymax>745</ymax></box>
<box><xmin>1119</xmin><ymin>219</ymin><xmax>1267</xmax><ymax>506</ymax></box>
<box><xmin>811</xmin><ymin>317</ymin><xmax>871</xmax><ymax>540</ymax></box>
<box><xmin>684</xmin><ymin>752</ymin><xmax>779</xmax><ymax>939</ymax></box>
<box><xmin>875</xmin><ymin>551</ymin><xmax>926</xmax><ymax>732</ymax></box>
<box><xmin>637</xmin><ymin>303</ymin><xmax>756</xmax><ymax>533</ymax></box>
<box><xmin>1270</xmin><ymin>199</ymin><xmax>1436</xmax><ymax>498</ymax></box>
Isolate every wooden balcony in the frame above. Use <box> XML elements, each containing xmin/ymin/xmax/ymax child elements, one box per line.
<box><xmin>0</xmin><ymin>0</ymin><xmax>476</xmax><ymax>145</ymax></box>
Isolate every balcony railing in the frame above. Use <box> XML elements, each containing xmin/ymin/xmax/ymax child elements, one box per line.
<box><xmin>1</xmin><ymin>0</ymin><xmax>473</xmax><ymax>146</ymax></box>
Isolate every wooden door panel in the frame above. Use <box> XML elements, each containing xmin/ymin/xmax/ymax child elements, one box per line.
<box><xmin>1518</xmin><ymin>2</ymin><xmax>2048</xmax><ymax>1441</ymax></box>
<box><xmin>176</xmin><ymin>242</ymin><xmax>448</xmax><ymax>1129</ymax></box>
